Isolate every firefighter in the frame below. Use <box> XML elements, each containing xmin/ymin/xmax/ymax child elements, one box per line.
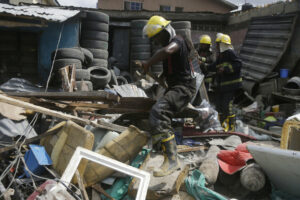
<box><xmin>198</xmin><ymin>35</ymin><xmax>214</xmax><ymax>91</ymax></box>
<box><xmin>209</xmin><ymin>34</ymin><xmax>242</xmax><ymax>131</ymax></box>
<box><xmin>135</xmin><ymin>16</ymin><xmax>196</xmax><ymax>176</ymax></box>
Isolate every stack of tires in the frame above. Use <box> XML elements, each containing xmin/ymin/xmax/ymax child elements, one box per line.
<box><xmin>80</xmin><ymin>11</ymin><xmax>109</xmax><ymax>68</ymax></box>
<box><xmin>80</xmin><ymin>11</ymin><xmax>111</xmax><ymax>90</ymax></box>
<box><xmin>172</xmin><ymin>21</ymin><xmax>193</xmax><ymax>48</ymax></box>
<box><xmin>51</xmin><ymin>47</ymin><xmax>93</xmax><ymax>91</ymax></box>
<box><xmin>130</xmin><ymin>20</ymin><xmax>151</xmax><ymax>80</ymax></box>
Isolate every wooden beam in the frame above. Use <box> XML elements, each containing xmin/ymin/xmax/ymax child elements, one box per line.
<box><xmin>247</xmin><ymin>124</ymin><xmax>281</xmax><ymax>138</ymax></box>
<box><xmin>0</xmin><ymin>94</ymin><xmax>126</xmax><ymax>132</ymax></box>
<box><xmin>76</xmin><ymin>170</ymin><xmax>89</xmax><ymax>200</ymax></box>
<box><xmin>3</xmin><ymin>91</ymin><xmax>120</xmax><ymax>103</ymax></box>
<box><xmin>92</xmin><ymin>184</ymin><xmax>114</xmax><ymax>200</ymax></box>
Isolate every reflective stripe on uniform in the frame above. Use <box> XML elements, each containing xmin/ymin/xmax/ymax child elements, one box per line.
<box><xmin>162</xmin><ymin>134</ymin><xmax>175</xmax><ymax>143</ymax></box>
<box><xmin>205</xmin><ymin>77</ymin><xmax>213</xmax><ymax>83</ymax></box>
<box><xmin>217</xmin><ymin>62</ymin><xmax>233</xmax><ymax>73</ymax></box>
<box><xmin>220</xmin><ymin>77</ymin><xmax>242</xmax><ymax>86</ymax></box>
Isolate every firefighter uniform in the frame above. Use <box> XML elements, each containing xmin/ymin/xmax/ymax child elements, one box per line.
<box><xmin>197</xmin><ymin>35</ymin><xmax>214</xmax><ymax>91</ymax></box>
<box><xmin>143</xmin><ymin>16</ymin><xmax>196</xmax><ymax>176</ymax></box>
<box><xmin>209</xmin><ymin>34</ymin><xmax>242</xmax><ymax>131</ymax></box>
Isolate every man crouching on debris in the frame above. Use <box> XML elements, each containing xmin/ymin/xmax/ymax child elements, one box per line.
<box><xmin>135</xmin><ymin>16</ymin><xmax>196</xmax><ymax>177</ymax></box>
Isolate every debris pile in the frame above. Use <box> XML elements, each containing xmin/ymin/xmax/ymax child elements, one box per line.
<box><xmin>0</xmin><ymin>5</ymin><xmax>300</xmax><ymax>200</ymax></box>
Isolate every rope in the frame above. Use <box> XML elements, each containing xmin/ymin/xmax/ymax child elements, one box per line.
<box><xmin>45</xmin><ymin>23</ymin><xmax>65</xmax><ymax>92</ymax></box>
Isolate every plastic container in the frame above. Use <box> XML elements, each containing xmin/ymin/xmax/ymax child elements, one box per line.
<box><xmin>24</xmin><ymin>144</ymin><xmax>52</xmax><ymax>178</ymax></box>
<box><xmin>280</xmin><ymin>69</ymin><xmax>289</xmax><ymax>78</ymax></box>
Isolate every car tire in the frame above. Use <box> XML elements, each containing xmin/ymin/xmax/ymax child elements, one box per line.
<box><xmin>54</xmin><ymin>58</ymin><xmax>82</xmax><ymax>70</ymax></box>
<box><xmin>81</xmin><ymin>40</ymin><xmax>108</xmax><ymax>50</ymax></box>
<box><xmin>171</xmin><ymin>21</ymin><xmax>191</xmax><ymax>29</ymax></box>
<box><xmin>76</xmin><ymin>81</ymin><xmax>93</xmax><ymax>91</ymax></box>
<box><xmin>116</xmin><ymin>76</ymin><xmax>128</xmax><ymax>85</ymax></box>
<box><xmin>82</xmin><ymin>21</ymin><xmax>109</xmax><ymax>32</ymax></box>
<box><xmin>88</xmin><ymin>48</ymin><xmax>108</xmax><ymax>59</ymax></box>
<box><xmin>86</xmin><ymin>11</ymin><xmax>109</xmax><ymax>23</ymax></box>
<box><xmin>89</xmin><ymin>66</ymin><xmax>111</xmax><ymax>89</ymax></box>
<box><xmin>81</xmin><ymin>31</ymin><xmax>109</xmax><ymax>41</ymax></box>
<box><xmin>76</xmin><ymin>69</ymin><xmax>90</xmax><ymax>80</ymax></box>
<box><xmin>51</xmin><ymin>48</ymin><xmax>85</xmax><ymax>62</ymax></box>
<box><xmin>91</xmin><ymin>58</ymin><xmax>108</xmax><ymax>67</ymax></box>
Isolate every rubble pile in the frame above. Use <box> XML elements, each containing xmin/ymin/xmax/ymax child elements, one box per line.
<box><xmin>0</xmin><ymin>5</ymin><xmax>300</xmax><ymax>200</ymax></box>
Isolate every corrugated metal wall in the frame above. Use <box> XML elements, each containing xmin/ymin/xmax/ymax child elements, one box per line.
<box><xmin>240</xmin><ymin>15</ymin><xmax>297</xmax><ymax>82</ymax></box>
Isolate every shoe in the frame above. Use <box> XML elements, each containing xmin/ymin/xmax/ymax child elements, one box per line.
<box><xmin>153</xmin><ymin>134</ymin><xmax>180</xmax><ymax>177</ymax></box>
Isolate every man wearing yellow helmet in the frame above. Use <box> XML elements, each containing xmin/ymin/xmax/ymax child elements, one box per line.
<box><xmin>197</xmin><ymin>35</ymin><xmax>214</xmax><ymax>93</ymax></box>
<box><xmin>135</xmin><ymin>16</ymin><xmax>196</xmax><ymax>177</ymax></box>
<box><xmin>208</xmin><ymin>34</ymin><xmax>242</xmax><ymax>131</ymax></box>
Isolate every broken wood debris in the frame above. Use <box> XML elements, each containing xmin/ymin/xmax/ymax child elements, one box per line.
<box><xmin>3</xmin><ymin>91</ymin><xmax>120</xmax><ymax>103</ymax></box>
<box><xmin>0</xmin><ymin>94</ymin><xmax>126</xmax><ymax>132</ymax></box>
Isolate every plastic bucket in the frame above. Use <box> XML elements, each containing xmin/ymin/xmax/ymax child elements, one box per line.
<box><xmin>280</xmin><ymin>69</ymin><xmax>289</xmax><ymax>78</ymax></box>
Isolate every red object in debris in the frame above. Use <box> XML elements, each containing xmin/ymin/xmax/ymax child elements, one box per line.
<box><xmin>9</xmin><ymin>168</ymin><xmax>15</xmax><ymax>173</ymax></box>
<box><xmin>217</xmin><ymin>143</ymin><xmax>253</xmax><ymax>175</ymax></box>
<box><xmin>27</xmin><ymin>179</ymin><xmax>57</xmax><ymax>200</ymax></box>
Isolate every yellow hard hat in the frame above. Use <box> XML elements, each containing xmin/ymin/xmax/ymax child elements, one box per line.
<box><xmin>220</xmin><ymin>34</ymin><xmax>231</xmax><ymax>45</ymax></box>
<box><xmin>200</xmin><ymin>35</ymin><xmax>212</xmax><ymax>45</ymax></box>
<box><xmin>215</xmin><ymin>33</ymin><xmax>223</xmax><ymax>43</ymax></box>
<box><xmin>143</xmin><ymin>15</ymin><xmax>171</xmax><ymax>38</ymax></box>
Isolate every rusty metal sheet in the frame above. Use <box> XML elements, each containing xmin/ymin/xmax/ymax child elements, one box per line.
<box><xmin>247</xmin><ymin>144</ymin><xmax>300</xmax><ymax>197</ymax></box>
<box><xmin>240</xmin><ymin>14</ymin><xmax>297</xmax><ymax>82</ymax></box>
<box><xmin>0</xmin><ymin>3</ymin><xmax>80</xmax><ymax>22</ymax></box>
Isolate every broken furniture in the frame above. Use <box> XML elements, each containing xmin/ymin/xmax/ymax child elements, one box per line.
<box><xmin>60</xmin><ymin>146</ymin><xmax>151</xmax><ymax>200</ymax></box>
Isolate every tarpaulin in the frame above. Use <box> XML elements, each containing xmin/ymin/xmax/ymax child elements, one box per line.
<box><xmin>185</xmin><ymin>170</ymin><xmax>227</xmax><ymax>200</ymax></box>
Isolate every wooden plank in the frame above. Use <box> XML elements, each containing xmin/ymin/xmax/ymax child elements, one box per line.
<box><xmin>68</xmin><ymin>102</ymin><xmax>109</xmax><ymax>109</ymax></box>
<box><xmin>0</xmin><ymin>94</ymin><xmax>126</xmax><ymax>132</ymax></box>
<box><xmin>247</xmin><ymin>124</ymin><xmax>281</xmax><ymax>138</ymax></box>
<box><xmin>3</xmin><ymin>91</ymin><xmax>120</xmax><ymax>103</ymax></box>
<box><xmin>177</xmin><ymin>145</ymin><xmax>206</xmax><ymax>153</ymax></box>
<box><xmin>76</xmin><ymin>170</ymin><xmax>89</xmax><ymax>200</ymax></box>
<box><xmin>92</xmin><ymin>184</ymin><xmax>114</xmax><ymax>200</ymax></box>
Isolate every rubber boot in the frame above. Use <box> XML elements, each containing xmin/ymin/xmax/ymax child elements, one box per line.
<box><xmin>153</xmin><ymin>134</ymin><xmax>180</xmax><ymax>177</ymax></box>
<box><xmin>228</xmin><ymin>114</ymin><xmax>236</xmax><ymax>131</ymax></box>
<box><xmin>222</xmin><ymin>114</ymin><xmax>236</xmax><ymax>132</ymax></box>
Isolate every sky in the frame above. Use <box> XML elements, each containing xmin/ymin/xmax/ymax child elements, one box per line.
<box><xmin>56</xmin><ymin>0</ymin><xmax>287</xmax><ymax>9</ymax></box>
<box><xmin>57</xmin><ymin>0</ymin><xmax>97</xmax><ymax>8</ymax></box>
<box><xmin>227</xmin><ymin>0</ymin><xmax>287</xmax><ymax>7</ymax></box>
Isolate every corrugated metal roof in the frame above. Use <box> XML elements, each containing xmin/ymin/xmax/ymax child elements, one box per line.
<box><xmin>240</xmin><ymin>14</ymin><xmax>297</xmax><ymax>82</ymax></box>
<box><xmin>0</xmin><ymin>3</ymin><xmax>80</xmax><ymax>22</ymax></box>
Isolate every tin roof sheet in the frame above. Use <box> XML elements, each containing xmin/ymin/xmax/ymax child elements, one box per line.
<box><xmin>0</xmin><ymin>3</ymin><xmax>80</xmax><ymax>22</ymax></box>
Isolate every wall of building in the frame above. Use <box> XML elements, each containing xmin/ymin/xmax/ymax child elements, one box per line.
<box><xmin>38</xmin><ymin>18</ymin><xmax>80</xmax><ymax>83</ymax></box>
<box><xmin>98</xmin><ymin>0</ymin><xmax>233</xmax><ymax>13</ymax></box>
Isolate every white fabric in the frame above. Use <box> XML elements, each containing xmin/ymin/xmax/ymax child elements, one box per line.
<box><xmin>165</xmin><ymin>24</ymin><xmax>176</xmax><ymax>42</ymax></box>
<box><xmin>220</xmin><ymin>43</ymin><xmax>234</xmax><ymax>53</ymax></box>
